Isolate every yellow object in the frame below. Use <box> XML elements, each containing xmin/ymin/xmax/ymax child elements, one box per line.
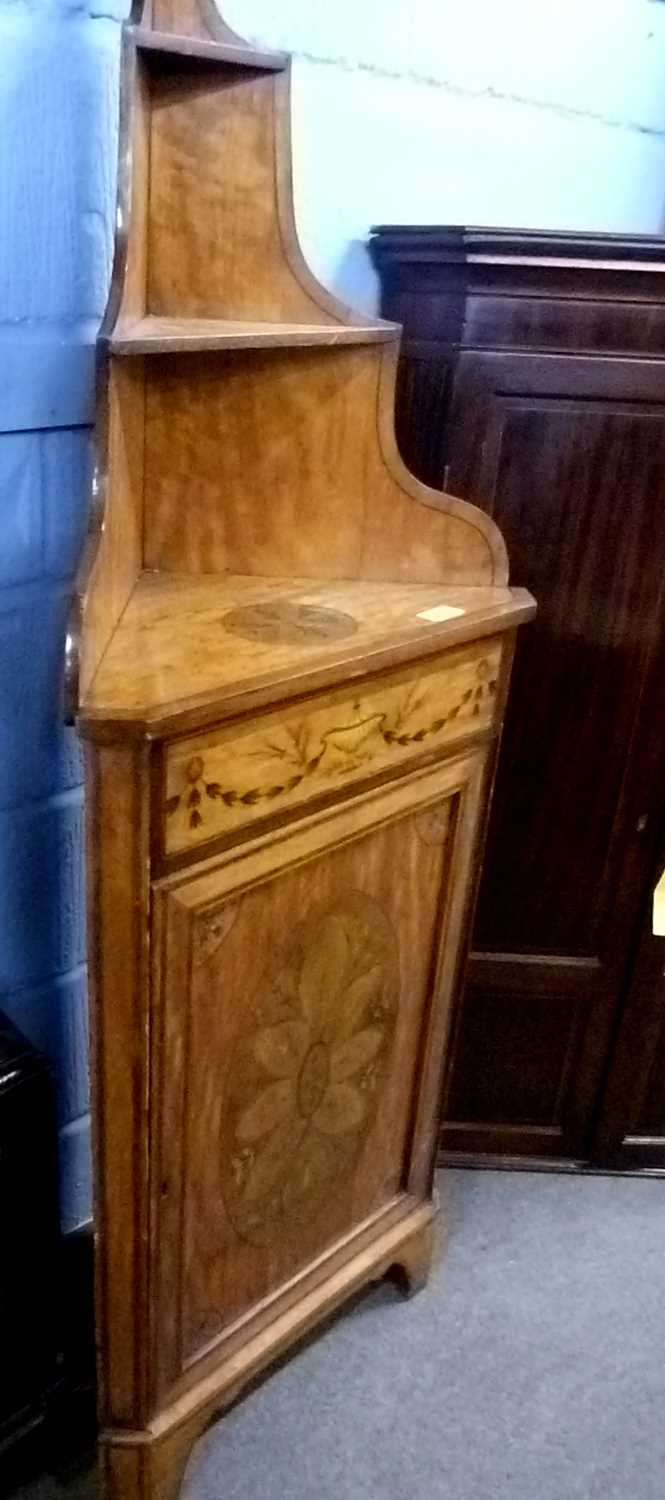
<box><xmin>653</xmin><ymin>868</ymin><xmax>665</xmax><ymax>936</ymax></box>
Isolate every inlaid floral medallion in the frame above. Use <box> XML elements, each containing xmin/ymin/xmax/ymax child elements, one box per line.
<box><xmin>220</xmin><ymin>891</ymin><xmax>399</xmax><ymax>1246</ymax></box>
<box><xmin>222</xmin><ymin>599</ymin><xmax>358</xmax><ymax>644</ymax></box>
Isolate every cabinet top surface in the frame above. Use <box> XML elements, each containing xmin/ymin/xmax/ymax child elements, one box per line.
<box><xmin>81</xmin><ymin>571</ymin><xmax>533</xmax><ymax>736</ymax></box>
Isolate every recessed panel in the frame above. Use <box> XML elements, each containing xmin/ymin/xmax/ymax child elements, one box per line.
<box><xmin>447</xmin><ymin>987</ymin><xmax>583</xmax><ymax>1128</ymax></box>
<box><xmin>156</xmin><ymin>792</ymin><xmax>459</xmax><ymax>1374</ymax></box>
<box><xmin>475</xmin><ymin>399</ymin><xmax>665</xmax><ymax>956</ymax></box>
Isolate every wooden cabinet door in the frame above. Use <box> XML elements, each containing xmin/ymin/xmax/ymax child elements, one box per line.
<box><xmin>150</xmin><ymin>752</ymin><xmax>487</xmax><ymax>1407</ymax></box>
<box><xmin>592</xmin><ymin>844</ymin><xmax>665</xmax><ymax>1169</ymax></box>
<box><xmin>441</xmin><ymin>352</ymin><xmax>665</xmax><ymax>1161</ymax></box>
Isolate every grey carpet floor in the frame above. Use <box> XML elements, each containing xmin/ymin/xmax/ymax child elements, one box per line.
<box><xmin>13</xmin><ymin>1169</ymin><xmax>665</xmax><ymax>1500</ymax></box>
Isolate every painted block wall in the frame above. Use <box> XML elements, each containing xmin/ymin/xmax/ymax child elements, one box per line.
<box><xmin>1</xmin><ymin>0</ymin><xmax>664</xmax><ymax>1231</ymax></box>
<box><xmin>0</xmin><ymin>1</ymin><xmax>123</xmax><ymax>1231</ymax></box>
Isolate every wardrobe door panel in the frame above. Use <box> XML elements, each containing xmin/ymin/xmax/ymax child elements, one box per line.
<box><xmin>442</xmin><ymin>354</ymin><xmax>665</xmax><ymax>1157</ymax></box>
<box><xmin>593</xmin><ymin>847</ymin><xmax>665</xmax><ymax>1168</ymax></box>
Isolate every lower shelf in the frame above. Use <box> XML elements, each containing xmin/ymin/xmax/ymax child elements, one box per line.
<box><xmin>110</xmin><ymin>316</ymin><xmax>398</xmax><ymax>354</ymax></box>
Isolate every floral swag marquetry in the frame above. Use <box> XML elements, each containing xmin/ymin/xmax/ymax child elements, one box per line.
<box><xmin>220</xmin><ymin>892</ymin><xmax>399</xmax><ymax>1246</ymax></box>
<box><xmin>166</xmin><ymin>656</ymin><xmax>498</xmax><ymax>833</ymax></box>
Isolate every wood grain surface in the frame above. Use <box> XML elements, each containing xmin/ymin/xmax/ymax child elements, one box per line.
<box><xmin>163</xmin><ymin>639</ymin><xmax>502</xmax><ymax>852</ymax></box>
<box><xmin>81</xmin><ymin>571</ymin><xmax>531</xmax><ymax>732</ymax></box>
<box><xmin>77</xmin><ymin>11</ymin><xmax>532</xmax><ymax>1500</ymax></box>
<box><xmin>374</xmin><ymin>222</ymin><xmax>665</xmax><ymax>1172</ymax></box>
<box><xmin>147</xmin><ymin>67</ymin><xmax>342</xmax><ymax>324</ymax></box>
<box><xmin>86</xmin><ymin>740</ymin><xmax>152</xmax><ymax>1427</ymax></box>
<box><xmin>70</xmin><ymin>11</ymin><xmax>510</xmax><ymax>719</ymax></box>
<box><xmin>143</xmin><ymin>0</ymin><xmax>259</xmax><ymax>47</ymax></box>
<box><xmin>75</xmin><ymin>361</ymin><xmax>146</xmax><ymax>706</ymax></box>
<box><xmin>142</xmin><ymin>345</ymin><xmax>504</xmax><ymax>586</ymax></box>
<box><xmin>67</xmin><ymin>41</ymin><xmax>150</xmax><ymax>709</ymax></box>
<box><xmin>111</xmin><ymin>315</ymin><xmax>396</xmax><ymax>352</ymax></box>
<box><xmin>132</xmin><ymin>25</ymin><xmax>288</xmax><ymax>71</ymax></box>
<box><xmin>150</xmin><ymin>754</ymin><xmax>484</xmax><ymax>1405</ymax></box>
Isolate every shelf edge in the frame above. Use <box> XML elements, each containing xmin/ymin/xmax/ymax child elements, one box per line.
<box><xmin>109</xmin><ymin>319</ymin><xmax>400</xmax><ymax>354</ymax></box>
<box><xmin>131</xmin><ymin>26</ymin><xmax>288</xmax><ymax>71</ymax></box>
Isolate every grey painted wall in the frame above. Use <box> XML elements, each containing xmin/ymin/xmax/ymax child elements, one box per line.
<box><xmin>0</xmin><ymin>1</ymin><xmax>122</xmax><ymax>1230</ymax></box>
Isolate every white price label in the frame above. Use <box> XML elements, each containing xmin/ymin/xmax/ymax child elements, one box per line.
<box><xmin>416</xmin><ymin>604</ymin><xmax>466</xmax><ymax>623</ymax></box>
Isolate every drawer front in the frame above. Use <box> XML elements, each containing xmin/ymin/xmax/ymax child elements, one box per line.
<box><xmin>162</xmin><ymin>637</ymin><xmax>502</xmax><ymax>855</ymax></box>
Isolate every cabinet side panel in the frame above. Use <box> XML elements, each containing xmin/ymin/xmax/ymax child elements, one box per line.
<box><xmin>79</xmin><ymin>361</ymin><xmax>145</xmax><ymax>703</ymax></box>
<box><xmin>74</xmin><ymin>51</ymin><xmax>149</xmax><ymax>707</ymax></box>
<box><xmin>116</xmin><ymin>44</ymin><xmax>150</xmax><ymax>327</ymax></box>
<box><xmin>87</xmin><ymin>740</ymin><xmax>152</xmax><ymax>1426</ymax></box>
<box><xmin>408</xmin><ymin>749</ymin><xmax>489</xmax><ymax>1193</ymax></box>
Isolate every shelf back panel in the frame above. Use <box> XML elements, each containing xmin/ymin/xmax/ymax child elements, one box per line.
<box><xmin>143</xmin><ymin>345</ymin><xmax>498</xmax><ymax>586</ymax></box>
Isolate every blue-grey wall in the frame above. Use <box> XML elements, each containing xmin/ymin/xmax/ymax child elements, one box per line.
<box><xmin>229</xmin><ymin>0</ymin><xmax>665</xmax><ymax>308</ymax></box>
<box><xmin>2</xmin><ymin>0</ymin><xmax>665</xmax><ymax>1232</ymax></box>
<box><xmin>0</xmin><ymin>0</ymin><xmax>123</xmax><ymax>1231</ymax></box>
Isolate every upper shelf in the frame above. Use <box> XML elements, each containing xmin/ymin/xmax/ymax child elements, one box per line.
<box><xmin>131</xmin><ymin>26</ymin><xmax>288</xmax><ymax>72</ymax></box>
<box><xmin>67</xmin><ymin>0</ymin><xmax>515</xmax><ymax>722</ymax></box>
<box><xmin>110</xmin><ymin>317</ymin><xmax>400</xmax><ymax>355</ymax></box>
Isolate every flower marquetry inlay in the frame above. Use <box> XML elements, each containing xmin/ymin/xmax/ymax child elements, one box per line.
<box><xmin>221</xmin><ymin>892</ymin><xmax>399</xmax><ymax>1246</ymax></box>
<box><xmin>223</xmin><ymin>599</ymin><xmax>358</xmax><ymax>644</ymax></box>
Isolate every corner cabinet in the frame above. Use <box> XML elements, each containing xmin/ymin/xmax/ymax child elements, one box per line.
<box><xmin>370</xmin><ymin>224</ymin><xmax>665</xmax><ymax>1172</ymax></box>
<box><xmin>70</xmin><ymin>26</ymin><xmax>533</xmax><ymax>1500</ymax></box>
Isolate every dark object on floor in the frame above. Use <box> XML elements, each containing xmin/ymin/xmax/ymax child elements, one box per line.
<box><xmin>0</xmin><ymin>1012</ymin><xmax>59</xmax><ymax>1468</ymax></box>
<box><xmin>0</xmin><ymin>1023</ymin><xmax>96</xmax><ymax>1498</ymax></box>
<box><xmin>44</xmin><ymin>1225</ymin><xmax>97</xmax><ymax>1469</ymax></box>
<box><xmin>371</xmin><ymin>225</ymin><xmax>665</xmax><ymax>1171</ymax></box>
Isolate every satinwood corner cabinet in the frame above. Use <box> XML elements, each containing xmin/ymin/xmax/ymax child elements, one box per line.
<box><xmin>67</xmin><ymin>8</ymin><xmax>534</xmax><ymax>1497</ymax></box>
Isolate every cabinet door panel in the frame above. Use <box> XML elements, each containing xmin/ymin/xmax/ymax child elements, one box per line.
<box><xmin>593</xmin><ymin>849</ymin><xmax>665</xmax><ymax>1167</ymax></box>
<box><xmin>475</xmin><ymin>394</ymin><xmax>664</xmax><ymax>955</ymax></box>
<box><xmin>151</xmin><ymin>754</ymin><xmax>485</xmax><ymax>1402</ymax></box>
<box><xmin>442</xmin><ymin>354</ymin><xmax>665</xmax><ymax>1157</ymax></box>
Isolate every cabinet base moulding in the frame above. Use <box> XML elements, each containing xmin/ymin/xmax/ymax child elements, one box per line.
<box><xmin>100</xmin><ymin>1204</ymin><xmax>436</xmax><ymax>1500</ymax></box>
